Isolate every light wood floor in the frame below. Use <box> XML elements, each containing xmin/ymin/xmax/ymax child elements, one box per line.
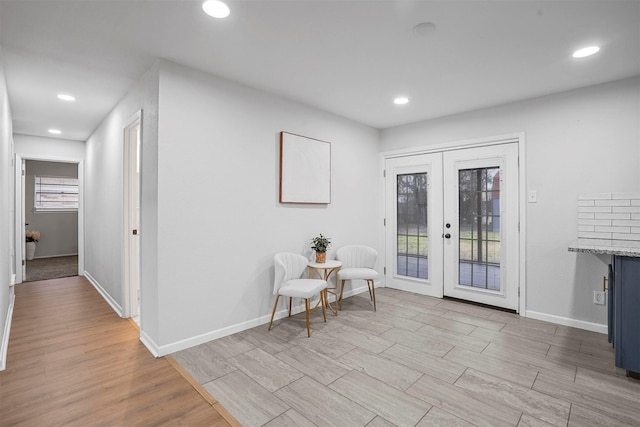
<box><xmin>174</xmin><ymin>288</ymin><xmax>640</xmax><ymax>427</ymax></box>
<box><xmin>0</xmin><ymin>276</ymin><xmax>236</xmax><ymax>426</ymax></box>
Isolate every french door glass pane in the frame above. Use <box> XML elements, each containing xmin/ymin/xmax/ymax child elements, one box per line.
<box><xmin>458</xmin><ymin>167</ymin><xmax>500</xmax><ymax>290</ymax></box>
<box><xmin>397</xmin><ymin>173</ymin><xmax>428</xmax><ymax>279</ymax></box>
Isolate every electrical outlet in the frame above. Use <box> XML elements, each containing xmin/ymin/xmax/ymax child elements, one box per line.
<box><xmin>593</xmin><ymin>291</ymin><xmax>606</xmax><ymax>305</ymax></box>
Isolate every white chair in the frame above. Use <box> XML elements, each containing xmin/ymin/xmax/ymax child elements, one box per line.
<box><xmin>336</xmin><ymin>245</ymin><xmax>379</xmax><ymax>311</ymax></box>
<box><xmin>269</xmin><ymin>253</ymin><xmax>328</xmax><ymax>337</ymax></box>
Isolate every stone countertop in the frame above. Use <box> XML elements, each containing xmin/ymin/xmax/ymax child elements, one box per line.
<box><xmin>568</xmin><ymin>242</ymin><xmax>640</xmax><ymax>258</ymax></box>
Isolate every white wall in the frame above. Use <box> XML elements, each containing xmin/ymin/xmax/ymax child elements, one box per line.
<box><xmin>152</xmin><ymin>60</ymin><xmax>379</xmax><ymax>351</ymax></box>
<box><xmin>380</xmin><ymin>76</ymin><xmax>640</xmax><ymax>327</ymax></box>
<box><xmin>0</xmin><ymin>46</ymin><xmax>16</xmax><ymax>370</ymax></box>
<box><xmin>14</xmin><ymin>134</ymin><xmax>84</xmax><ymax>160</ymax></box>
<box><xmin>24</xmin><ymin>160</ymin><xmax>78</xmax><ymax>258</ymax></box>
<box><xmin>84</xmin><ymin>62</ymin><xmax>159</xmax><ymax>330</ymax></box>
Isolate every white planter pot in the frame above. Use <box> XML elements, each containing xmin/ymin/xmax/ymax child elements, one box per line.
<box><xmin>26</xmin><ymin>241</ymin><xmax>37</xmax><ymax>260</ymax></box>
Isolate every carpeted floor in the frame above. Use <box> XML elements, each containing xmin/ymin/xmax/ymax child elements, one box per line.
<box><xmin>26</xmin><ymin>255</ymin><xmax>78</xmax><ymax>282</ymax></box>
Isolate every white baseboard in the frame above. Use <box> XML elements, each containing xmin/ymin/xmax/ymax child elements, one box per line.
<box><xmin>139</xmin><ymin>329</ymin><xmax>161</xmax><ymax>358</ymax></box>
<box><xmin>339</xmin><ymin>283</ymin><xmax>371</xmax><ymax>302</ymax></box>
<box><xmin>33</xmin><ymin>253</ymin><xmax>79</xmax><ymax>259</ymax></box>
<box><xmin>150</xmin><ymin>284</ymin><xmax>371</xmax><ymax>357</ymax></box>
<box><xmin>0</xmin><ymin>289</ymin><xmax>16</xmax><ymax>371</ymax></box>
<box><xmin>152</xmin><ymin>312</ymin><xmax>274</xmax><ymax>357</ymax></box>
<box><xmin>84</xmin><ymin>271</ymin><xmax>123</xmax><ymax>318</ymax></box>
<box><xmin>525</xmin><ymin>310</ymin><xmax>607</xmax><ymax>334</ymax></box>
<box><xmin>82</xmin><ymin>271</ymin><xmax>159</xmax><ymax>358</ymax></box>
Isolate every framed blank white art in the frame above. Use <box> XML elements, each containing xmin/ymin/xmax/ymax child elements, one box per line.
<box><xmin>279</xmin><ymin>132</ymin><xmax>331</xmax><ymax>204</ymax></box>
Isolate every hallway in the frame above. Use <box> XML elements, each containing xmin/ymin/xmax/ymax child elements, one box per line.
<box><xmin>0</xmin><ymin>276</ymin><xmax>235</xmax><ymax>426</ymax></box>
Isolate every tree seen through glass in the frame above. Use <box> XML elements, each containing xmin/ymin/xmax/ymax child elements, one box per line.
<box><xmin>458</xmin><ymin>167</ymin><xmax>501</xmax><ymax>290</ymax></box>
<box><xmin>396</xmin><ymin>173</ymin><xmax>428</xmax><ymax>279</ymax></box>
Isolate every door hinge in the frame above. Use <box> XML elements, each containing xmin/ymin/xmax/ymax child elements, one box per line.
<box><xmin>383</xmin><ymin>170</ymin><xmax>386</xmax><ymax>178</ymax></box>
<box><xmin>383</xmin><ymin>218</ymin><xmax>386</xmax><ymax>226</ymax></box>
<box><xmin>22</xmin><ymin>260</ymin><xmax>25</xmax><ymax>266</ymax></box>
<box><xmin>22</xmin><ymin>169</ymin><xmax>25</xmax><ymax>176</ymax></box>
<box><xmin>383</xmin><ymin>267</ymin><xmax>386</xmax><ymax>275</ymax></box>
<box><xmin>518</xmin><ymin>288</ymin><xmax>520</xmax><ymax>297</ymax></box>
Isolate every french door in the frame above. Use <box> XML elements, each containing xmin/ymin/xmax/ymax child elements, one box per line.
<box><xmin>385</xmin><ymin>143</ymin><xmax>520</xmax><ymax>311</ymax></box>
<box><xmin>442</xmin><ymin>144</ymin><xmax>519</xmax><ymax>310</ymax></box>
<box><xmin>385</xmin><ymin>153</ymin><xmax>443</xmax><ymax>298</ymax></box>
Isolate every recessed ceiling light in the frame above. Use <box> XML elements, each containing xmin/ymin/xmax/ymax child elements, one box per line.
<box><xmin>572</xmin><ymin>46</ymin><xmax>600</xmax><ymax>58</ymax></box>
<box><xmin>48</xmin><ymin>129</ymin><xmax>62</xmax><ymax>135</ymax></box>
<box><xmin>394</xmin><ymin>97</ymin><xmax>409</xmax><ymax>105</ymax></box>
<box><xmin>57</xmin><ymin>93</ymin><xmax>76</xmax><ymax>102</ymax></box>
<box><xmin>202</xmin><ymin>0</ymin><xmax>230</xmax><ymax>18</ymax></box>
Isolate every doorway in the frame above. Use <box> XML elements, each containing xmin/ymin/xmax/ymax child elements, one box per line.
<box><xmin>23</xmin><ymin>160</ymin><xmax>79</xmax><ymax>282</ymax></box>
<box><xmin>385</xmin><ymin>142</ymin><xmax>520</xmax><ymax>311</ymax></box>
<box><xmin>123</xmin><ymin>111</ymin><xmax>141</xmax><ymax>323</ymax></box>
<box><xmin>14</xmin><ymin>155</ymin><xmax>84</xmax><ymax>284</ymax></box>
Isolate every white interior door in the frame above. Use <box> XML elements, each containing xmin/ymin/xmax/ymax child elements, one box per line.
<box><xmin>124</xmin><ymin>114</ymin><xmax>141</xmax><ymax>321</ymax></box>
<box><xmin>21</xmin><ymin>159</ymin><xmax>26</xmax><ymax>281</ymax></box>
<box><xmin>385</xmin><ymin>153</ymin><xmax>443</xmax><ymax>297</ymax></box>
<box><xmin>443</xmin><ymin>143</ymin><xmax>519</xmax><ymax>310</ymax></box>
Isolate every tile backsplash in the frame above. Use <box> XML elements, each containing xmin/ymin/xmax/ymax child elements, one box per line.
<box><xmin>577</xmin><ymin>193</ymin><xmax>640</xmax><ymax>248</ymax></box>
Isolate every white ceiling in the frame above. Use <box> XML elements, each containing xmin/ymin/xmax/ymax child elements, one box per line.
<box><xmin>1</xmin><ymin>0</ymin><xmax>639</xmax><ymax>141</ymax></box>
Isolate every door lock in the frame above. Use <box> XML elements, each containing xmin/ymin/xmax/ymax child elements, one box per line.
<box><xmin>444</xmin><ymin>233</ymin><xmax>451</xmax><ymax>239</ymax></box>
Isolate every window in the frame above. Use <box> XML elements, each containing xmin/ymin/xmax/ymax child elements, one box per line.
<box><xmin>34</xmin><ymin>175</ymin><xmax>79</xmax><ymax>211</ymax></box>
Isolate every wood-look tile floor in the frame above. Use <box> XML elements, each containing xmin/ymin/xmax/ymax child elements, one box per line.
<box><xmin>0</xmin><ymin>276</ymin><xmax>235</xmax><ymax>426</ymax></box>
<box><xmin>173</xmin><ymin>288</ymin><xmax>640</xmax><ymax>427</ymax></box>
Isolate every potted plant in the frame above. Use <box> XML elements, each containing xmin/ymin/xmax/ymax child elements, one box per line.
<box><xmin>25</xmin><ymin>229</ymin><xmax>40</xmax><ymax>261</ymax></box>
<box><xmin>311</xmin><ymin>233</ymin><xmax>331</xmax><ymax>263</ymax></box>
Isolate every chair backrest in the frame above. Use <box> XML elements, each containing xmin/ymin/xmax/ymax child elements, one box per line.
<box><xmin>273</xmin><ymin>253</ymin><xmax>309</xmax><ymax>294</ymax></box>
<box><xmin>335</xmin><ymin>245</ymin><xmax>377</xmax><ymax>269</ymax></box>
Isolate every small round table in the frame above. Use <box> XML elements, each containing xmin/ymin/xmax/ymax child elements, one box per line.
<box><xmin>308</xmin><ymin>260</ymin><xmax>342</xmax><ymax>315</ymax></box>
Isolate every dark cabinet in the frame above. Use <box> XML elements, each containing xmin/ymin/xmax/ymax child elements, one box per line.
<box><xmin>608</xmin><ymin>263</ymin><xmax>614</xmax><ymax>345</ymax></box>
<box><xmin>611</xmin><ymin>256</ymin><xmax>640</xmax><ymax>378</ymax></box>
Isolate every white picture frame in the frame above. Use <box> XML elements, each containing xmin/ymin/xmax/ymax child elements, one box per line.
<box><xmin>279</xmin><ymin>132</ymin><xmax>331</xmax><ymax>204</ymax></box>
